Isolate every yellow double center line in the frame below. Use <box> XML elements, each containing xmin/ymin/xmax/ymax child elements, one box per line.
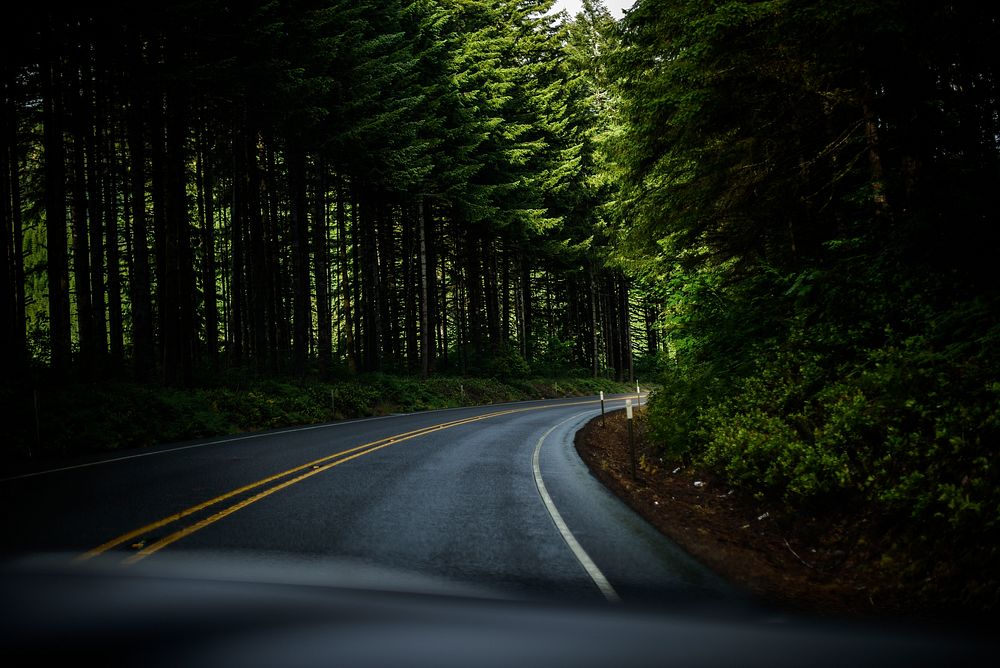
<box><xmin>79</xmin><ymin>398</ymin><xmax>619</xmax><ymax>565</ymax></box>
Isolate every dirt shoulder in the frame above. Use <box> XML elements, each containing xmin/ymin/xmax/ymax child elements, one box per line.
<box><xmin>573</xmin><ymin>408</ymin><xmax>963</xmax><ymax>622</ymax></box>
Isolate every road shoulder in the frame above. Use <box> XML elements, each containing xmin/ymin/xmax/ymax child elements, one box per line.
<box><xmin>573</xmin><ymin>409</ymin><xmax>924</xmax><ymax>621</ymax></box>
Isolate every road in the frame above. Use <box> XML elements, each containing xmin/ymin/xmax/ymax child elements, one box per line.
<box><xmin>0</xmin><ymin>394</ymin><xmax>729</xmax><ymax>605</ymax></box>
<box><xmin>5</xmin><ymin>394</ymin><xmax>998</xmax><ymax>667</ymax></box>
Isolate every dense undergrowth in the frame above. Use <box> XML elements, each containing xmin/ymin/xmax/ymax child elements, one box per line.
<box><xmin>1</xmin><ymin>373</ymin><xmax>631</xmax><ymax>469</ymax></box>
<box><xmin>644</xmin><ymin>271</ymin><xmax>1000</xmax><ymax>613</ymax></box>
<box><xmin>613</xmin><ymin>1</ymin><xmax>1000</xmax><ymax>614</ymax></box>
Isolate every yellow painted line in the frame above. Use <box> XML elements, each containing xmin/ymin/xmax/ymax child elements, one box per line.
<box><xmin>122</xmin><ymin>423</ymin><xmax>447</xmax><ymax>564</ymax></box>
<box><xmin>81</xmin><ymin>396</ymin><xmax>636</xmax><ymax>564</ymax></box>
<box><xmin>79</xmin><ymin>408</ymin><xmax>522</xmax><ymax>561</ymax></box>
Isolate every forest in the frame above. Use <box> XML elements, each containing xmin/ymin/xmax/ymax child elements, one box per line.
<box><xmin>1</xmin><ymin>1</ymin><xmax>645</xmax><ymax>454</ymax></box>
<box><xmin>1</xmin><ymin>0</ymin><xmax>647</xmax><ymax>386</ymax></box>
<box><xmin>2</xmin><ymin>1</ymin><xmax>999</xmax><ymax>611</ymax></box>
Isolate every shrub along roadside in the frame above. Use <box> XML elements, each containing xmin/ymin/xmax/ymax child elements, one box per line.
<box><xmin>643</xmin><ymin>307</ymin><xmax>1000</xmax><ymax>614</ymax></box>
<box><xmin>1</xmin><ymin>374</ymin><xmax>632</xmax><ymax>468</ymax></box>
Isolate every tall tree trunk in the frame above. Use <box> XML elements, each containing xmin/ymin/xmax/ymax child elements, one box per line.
<box><xmin>358</xmin><ymin>193</ymin><xmax>379</xmax><ymax>371</ymax></box>
<box><xmin>425</xmin><ymin>201</ymin><xmax>438</xmax><ymax>373</ymax></box>
<box><xmin>199</xmin><ymin>121</ymin><xmax>218</xmax><ymax>365</ymax></box>
<box><xmin>375</xmin><ymin>201</ymin><xmax>394</xmax><ymax>369</ymax></box>
<box><xmin>163</xmin><ymin>73</ymin><xmax>194</xmax><ymax>386</ymax></box>
<box><xmin>288</xmin><ymin>144</ymin><xmax>310</xmax><ymax>376</ymax></box>
<box><xmin>620</xmin><ymin>274</ymin><xmax>634</xmax><ymax>383</ymax></box>
<box><xmin>43</xmin><ymin>31</ymin><xmax>72</xmax><ymax>374</ymax></box>
<box><xmin>644</xmin><ymin>298</ymin><xmax>658</xmax><ymax>359</ymax></box>
<box><xmin>229</xmin><ymin>115</ymin><xmax>246</xmax><ymax>367</ymax></box>
<box><xmin>451</xmin><ymin>223</ymin><xmax>463</xmax><ymax>373</ymax></box>
<box><xmin>1</xmin><ymin>60</ymin><xmax>28</xmax><ymax>371</ymax></box>
<box><xmin>465</xmin><ymin>224</ymin><xmax>482</xmax><ymax>360</ymax></box>
<box><xmin>588</xmin><ymin>262</ymin><xmax>599</xmax><ymax>378</ymax></box>
<box><xmin>861</xmin><ymin>95</ymin><xmax>888</xmax><ymax>210</ymax></box>
<box><xmin>218</xmin><ymin>201</ymin><xmax>230</xmax><ymax>351</ymax></box>
<box><xmin>418</xmin><ymin>196</ymin><xmax>431</xmax><ymax>379</ymax></box>
<box><xmin>69</xmin><ymin>46</ymin><xmax>95</xmax><ymax>377</ymax></box>
<box><xmin>336</xmin><ymin>177</ymin><xmax>355</xmax><ymax>373</ymax></box>
<box><xmin>603</xmin><ymin>275</ymin><xmax>619</xmax><ymax>381</ymax></box>
<box><xmin>127</xmin><ymin>33</ymin><xmax>154</xmax><ymax>379</ymax></box>
<box><xmin>248</xmin><ymin>132</ymin><xmax>266</xmax><ymax>370</ymax></box>
<box><xmin>105</xmin><ymin>103</ymin><xmax>123</xmax><ymax>363</ymax></box>
<box><xmin>149</xmin><ymin>66</ymin><xmax>169</xmax><ymax>378</ymax></box>
<box><xmin>312</xmin><ymin>159</ymin><xmax>331</xmax><ymax>378</ymax></box>
<box><xmin>262</xmin><ymin>142</ymin><xmax>282</xmax><ymax>371</ymax></box>
<box><xmin>11</xmin><ymin>120</ymin><xmax>25</xmax><ymax>367</ymax></box>
<box><xmin>439</xmin><ymin>233</ymin><xmax>448</xmax><ymax>369</ymax></box>
<box><xmin>0</xmin><ymin>64</ymin><xmax>15</xmax><ymax>371</ymax></box>
<box><xmin>519</xmin><ymin>252</ymin><xmax>532</xmax><ymax>363</ymax></box>
<box><xmin>351</xmin><ymin>190</ymin><xmax>364</xmax><ymax>370</ymax></box>
<box><xmin>403</xmin><ymin>204</ymin><xmax>417</xmax><ymax>371</ymax></box>
<box><xmin>87</xmin><ymin>47</ymin><xmax>107</xmax><ymax>364</ymax></box>
<box><xmin>483</xmin><ymin>238</ymin><xmax>499</xmax><ymax>354</ymax></box>
<box><xmin>501</xmin><ymin>244</ymin><xmax>510</xmax><ymax>344</ymax></box>
<box><xmin>456</xmin><ymin>230</ymin><xmax>467</xmax><ymax>375</ymax></box>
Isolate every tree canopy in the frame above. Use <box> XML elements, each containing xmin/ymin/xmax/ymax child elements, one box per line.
<box><xmin>1</xmin><ymin>0</ymin><xmax>644</xmax><ymax>387</ymax></box>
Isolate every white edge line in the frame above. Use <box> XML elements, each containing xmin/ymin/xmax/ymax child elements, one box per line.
<box><xmin>3</xmin><ymin>394</ymin><xmax>641</xmax><ymax>483</ymax></box>
<box><xmin>1</xmin><ymin>414</ymin><xmax>401</xmax><ymax>482</ymax></box>
<box><xmin>532</xmin><ymin>410</ymin><xmax>622</xmax><ymax>603</ymax></box>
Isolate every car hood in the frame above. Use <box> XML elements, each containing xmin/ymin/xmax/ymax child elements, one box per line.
<box><xmin>0</xmin><ymin>552</ymin><xmax>995</xmax><ymax>668</ymax></box>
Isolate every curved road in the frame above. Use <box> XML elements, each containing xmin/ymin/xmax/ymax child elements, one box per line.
<box><xmin>6</xmin><ymin>395</ymin><xmax>999</xmax><ymax>667</ymax></box>
<box><xmin>0</xmin><ymin>394</ymin><xmax>728</xmax><ymax>605</ymax></box>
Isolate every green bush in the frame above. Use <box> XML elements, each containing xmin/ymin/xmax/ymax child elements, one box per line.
<box><xmin>530</xmin><ymin>336</ymin><xmax>578</xmax><ymax>377</ymax></box>
<box><xmin>3</xmin><ymin>372</ymin><xmax>633</xmax><ymax>466</ymax></box>
<box><xmin>698</xmin><ymin>357</ymin><xmax>855</xmax><ymax>506</ymax></box>
<box><xmin>647</xmin><ymin>307</ymin><xmax>1000</xmax><ymax>559</ymax></box>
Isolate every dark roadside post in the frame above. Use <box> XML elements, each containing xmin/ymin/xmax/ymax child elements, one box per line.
<box><xmin>626</xmin><ymin>399</ymin><xmax>637</xmax><ymax>479</ymax></box>
<box><xmin>600</xmin><ymin>390</ymin><xmax>606</xmax><ymax>427</ymax></box>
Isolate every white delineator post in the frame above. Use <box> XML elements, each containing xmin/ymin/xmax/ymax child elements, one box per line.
<box><xmin>600</xmin><ymin>390</ymin><xmax>605</xmax><ymax>427</ymax></box>
<box><xmin>626</xmin><ymin>399</ymin><xmax>637</xmax><ymax>479</ymax></box>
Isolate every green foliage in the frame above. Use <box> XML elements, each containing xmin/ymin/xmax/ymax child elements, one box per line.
<box><xmin>644</xmin><ymin>286</ymin><xmax>1000</xmax><ymax>603</ymax></box>
<box><xmin>688</xmin><ymin>315</ymin><xmax>1000</xmax><ymax>529</ymax></box>
<box><xmin>613</xmin><ymin>0</ymin><xmax>1000</xmax><ymax>607</ymax></box>
<box><xmin>1</xmin><ymin>372</ymin><xmax>633</xmax><ymax>468</ymax></box>
<box><xmin>530</xmin><ymin>335</ymin><xmax>578</xmax><ymax>377</ymax></box>
<box><xmin>644</xmin><ymin>359</ymin><xmax>719</xmax><ymax>462</ymax></box>
<box><xmin>490</xmin><ymin>343</ymin><xmax>532</xmax><ymax>380</ymax></box>
<box><xmin>697</xmin><ymin>348</ymin><xmax>855</xmax><ymax>505</ymax></box>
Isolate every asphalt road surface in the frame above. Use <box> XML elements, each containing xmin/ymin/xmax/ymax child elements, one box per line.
<box><xmin>2</xmin><ymin>394</ymin><xmax>997</xmax><ymax>666</ymax></box>
<box><xmin>0</xmin><ymin>394</ymin><xmax>727</xmax><ymax>604</ymax></box>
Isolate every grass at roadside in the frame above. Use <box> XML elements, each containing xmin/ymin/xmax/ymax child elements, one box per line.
<box><xmin>1</xmin><ymin>373</ymin><xmax>632</xmax><ymax>469</ymax></box>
